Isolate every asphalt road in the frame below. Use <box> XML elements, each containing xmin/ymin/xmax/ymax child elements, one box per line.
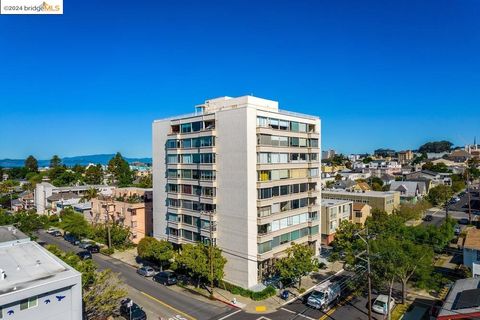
<box><xmin>37</xmin><ymin>231</ymin><xmax>234</xmax><ymax>320</ymax></box>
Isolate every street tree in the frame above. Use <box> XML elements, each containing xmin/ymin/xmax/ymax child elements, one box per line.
<box><xmin>137</xmin><ymin>237</ymin><xmax>174</xmax><ymax>270</ymax></box>
<box><xmin>275</xmin><ymin>242</ymin><xmax>318</xmax><ymax>287</ymax></box>
<box><xmin>61</xmin><ymin>209</ymin><xmax>90</xmax><ymax>238</ymax></box>
<box><xmin>174</xmin><ymin>243</ymin><xmax>226</xmax><ymax>287</ymax></box>
<box><xmin>427</xmin><ymin>185</ymin><xmax>453</xmax><ymax>206</ymax></box>
<box><xmin>83</xmin><ymin>269</ymin><xmax>127</xmax><ymax>319</ymax></box>
<box><xmin>24</xmin><ymin>155</ymin><xmax>38</xmax><ymax>172</ymax></box>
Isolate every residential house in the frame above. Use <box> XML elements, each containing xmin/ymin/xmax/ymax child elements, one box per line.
<box><xmin>0</xmin><ymin>226</ymin><xmax>82</xmax><ymax>320</ymax></box>
<box><xmin>90</xmin><ymin>187</ymin><xmax>153</xmax><ymax>243</ymax></box>
<box><xmin>397</xmin><ymin>150</ymin><xmax>414</xmax><ymax>165</ymax></box>
<box><xmin>352</xmin><ymin>203</ymin><xmax>371</xmax><ymax>226</ymax></box>
<box><xmin>321</xmin><ymin>199</ymin><xmax>352</xmax><ymax>245</ymax></box>
<box><xmin>352</xmin><ymin>160</ymin><xmax>402</xmax><ymax>177</ymax></box>
<box><xmin>389</xmin><ymin>181</ymin><xmax>427</xmax><ymax>202</ymax></box>
<box><xmin>152</xmin><ymin>95</ymin><xmax>321</xmax><ymax>289</ymax></box>
<box><xmin>463</xmin><ymin>228</ymin><xmax>480</xmax><ymax>277</ymax></box>
<box><xmin>405</xmin><ymin>170</ymin><xmax>452</xmax><ymax>187</ymax></box>
<box><xmin>449</xmin><ymin>149</ymin><xmax>473</xmax><ymax>163</ymax></box>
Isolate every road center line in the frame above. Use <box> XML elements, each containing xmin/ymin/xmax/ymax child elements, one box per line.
<box><xmin>280</xmin><ymin>307</ymin><xmax>316</xmax><ymax>320</ymax></box>
<box><xmin>140</xmin><ymin>291</ymin><xmax>197</xmax><ymax>320</ymax></box>
<box><xmin>216</xmin><ymin>309</ymin><xmax>242</xmax><ymax>320</ymax></box>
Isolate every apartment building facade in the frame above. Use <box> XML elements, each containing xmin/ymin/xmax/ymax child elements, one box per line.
<box><xmin>320</xmin><ymin>199</ymin><xmax>352</xmax><ymax>245</ymax></box>
<box><xmin>322</xmin><ymin>189</ymin><xmax>400</xmax><ymax>214</ymax></box>
<box><xmin>89</xmin><ymin>187</ymin><xmax>153</xmax><ymax>243</ymax></box>
<box><xmin>152</xmin><ymin>96</ymin><xmax>321</xmax><ymax>289</ymax></box>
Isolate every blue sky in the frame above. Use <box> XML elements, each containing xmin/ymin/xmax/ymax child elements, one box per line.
<box><xmin>0</xmin><ymin>0</ymin><xmax>479</xmax><ymax>159</ymax></box>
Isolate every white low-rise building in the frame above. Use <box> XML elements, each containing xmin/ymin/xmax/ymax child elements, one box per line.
<box><xmin>0</xmin><ymin>226</ymin><xmax>82</xmax><ymax>320</ymax></box>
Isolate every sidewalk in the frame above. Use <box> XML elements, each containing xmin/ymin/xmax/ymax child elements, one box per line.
<box><xmin>209</xmin><ymin>260</ymin><xmax>344</xmax><ymax>314</ymax></box>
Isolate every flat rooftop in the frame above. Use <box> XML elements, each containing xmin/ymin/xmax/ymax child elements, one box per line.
<box><xmin>0</xmin><ymin>241</ymin><xmax>80</xmax><ymax>295</ymax></box>
<box><xmin>323</xmin><ymin>189</ymin><xmax>398</xmax><ymax>198</ymax></box>
<box><xmin>0</xmin><ymin>226</ymin><xmax>29</xmax><ymax>244</ymax></box>
<box><xmin>321</xmin><ymin>199</ymin><xmax>352</xmax><ymax>207</ymax></box>
<box><xmin>438</xmin><ymin>278</ymin><xmax>480</xmax><ymax>319</ymax></box>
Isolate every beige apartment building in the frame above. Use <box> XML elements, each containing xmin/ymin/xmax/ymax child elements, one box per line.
<box><xmin>321</xmin><ymin>199</ymin><xmax>352</xmax><ymax>245</ymax></box>
<box><xmin>152</xmin><ymin>96</ymin><xmax>321</xmax><ymax>289</ymax></box>
<box><xmin>90</xmin><ymin>187</ymin><xmax>153</xmax><ymax>244</ymax></box>
<box><xmin>352</xmin><ymin>203</ymin><xmax>372</xmax><ymax>226</ymax></box>
<box><xmin>322</xmin><ymin>189</ymin><xmax>400</xmax><ymax>214</ymax></box>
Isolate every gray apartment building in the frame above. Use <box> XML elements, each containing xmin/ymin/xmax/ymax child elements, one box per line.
<box><xmin>152</xmin><ymin>95</ymin><xmax>321</xmax><ymax>289</ymax></box>
<box><xmin>0</xmin><ymin>226</ymin><xmax>82</xmax><ymax>320</ymax></box>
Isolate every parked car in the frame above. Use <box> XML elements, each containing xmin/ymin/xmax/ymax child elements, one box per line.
<box><xmin>453</xmin><ymin>196</ymin><xmax>461</xmax><ymax>202</ymax></box>
<box><xmin>454</xmin><ymin>225</ymin><xmax>461</xmax><ymax>236</ymax></box>
<box><xmin>46</xmin><ymin>227</ymin><xmax>60</xmax><ymax>235</ymax></box>
<box><xmin>458</xmin><ymin>218</ymin><xmax>469</xmax><ymax>225</ymax></box>
<box><xmin>372</xmin><ymin>294</ymin><xmax>395</xmax><ymax>315</ymax></box>
<box><xmin>423</xmin><ymin>214</ymin><xmax>433</xmax><ymax>222</ymax></box>
<box><xmin>77</xmin><ymin>251</ymin><xmax>92</xmax><ymax>260</ymax></box>
<box><xmin>79</xmin><ymin>239</ymin><xmax>95</xmax><ymax>249</ymax></box>
<box><xmin>63</xmin><ymin>233</ymin><xmax>80</xmax><ymax>245</ymax></box>
<box><xmin>153</xmin><ymin>271</ymin><xmax>177</xmax><ymax>285</ymax></box>
<box><xmin>120</xmin><ymin>298</ymin><xmax>147</xmax><ymax>320</ymax></box>
<box><xmin>263</xmin><ymin>275</ymin><xmax>282</xmax><ymax>288</ymax></box>
<box><xmin>51</xmin><ymin>230</ymin><xmax>62</xmax><ymax>237</ymax></box>
<box><xmin>137</xmin><ymin>266</ymin><xmax>156</xmax><ymax>277</ymax></box>
<box><xmin>85</xmin><ymin>244</ymin><xmax>100</xmax><ymax>253</ymax></box>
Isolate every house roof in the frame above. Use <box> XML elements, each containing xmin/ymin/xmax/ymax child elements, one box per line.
<box><xmin>355</xmin><ymin>182</ymin><xmax>371</xmax><ymax>191</ymax></box>
<box><xmin>450</xmin><ymin>149</ymin><xmax>473</xmax><ymax>158</ymax></box>
<box><xmin>389</xmin><ymin>181</ymin><xmax>422</xmax><ymax>197</ymax></box>
<box><xmin>47</xmin><ymin>192</ymin><xmax>81</xmax><ymax>202</ymax></box>
<box><xmin>437</xmin><ymin>278</ymin><xmax>480</xmax><ymax>319</ymax></box>
<box><xmin>463</xmin><ymin>228</ymin><xmax>480</xmax><ymax>251</ymax></box>
<box><xmin>353</xmin><ymin>203</ymin><xmax>369</xmax><ymax>211</ymax></box>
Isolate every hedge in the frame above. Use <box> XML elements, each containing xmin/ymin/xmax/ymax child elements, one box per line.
<box><xmin>219</xmin><ymin>281</ymin><xmax>276</xmax><ymax>301</ymax></box>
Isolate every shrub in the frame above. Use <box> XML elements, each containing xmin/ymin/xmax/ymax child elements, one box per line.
<box><xmin>298</xmin><ymin>287</ymin><xmax>306</xmax><ymax>294</ymax></box>
<box><xmin>100</xmin><ymin>247</ymin><xmax>114</xmax><ymax>255</ymax></box>
<box><xmin>219</xmin><ymin>281</ymin><xmax>276</xmax><ymax>300</ymax></box>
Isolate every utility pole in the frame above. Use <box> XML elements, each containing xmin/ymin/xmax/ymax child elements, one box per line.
<box><xmin>467</xmin><ymin>171</ymin><xmax>472</xmax><ymax>224</ymax></box>
<box><xmin>356</xmin><ymin>227</ymin><xmax>373</xmax><ymax>320</ymax></box>
<box><xmin>105</xmin><ymin>196</ymin><xmax>112</xmax><ymax>249</ymax></box>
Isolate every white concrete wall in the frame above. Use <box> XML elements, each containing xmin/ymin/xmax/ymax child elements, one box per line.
<box><xmin>216</xmin><ymin>106</ymin><xmax>258</xmax><ymax>289</ymax></box>
<box><xmin>152</xmin><ymin>120</ymin><xmax>170</xmax><ymax>240</ymax></box>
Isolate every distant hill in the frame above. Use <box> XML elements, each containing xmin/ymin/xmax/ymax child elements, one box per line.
<box><xmin>0</xmin><ymin>154</ymin><xmax>152</xmax><ymax>168</ymax></box>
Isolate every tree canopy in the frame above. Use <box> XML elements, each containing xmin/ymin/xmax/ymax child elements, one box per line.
<box><xmin>24</xmin><ymin>155</ymin><xmax>38</xmax><ymax>172</ymax></box>
<box><xmin>418</xmin><ymin>141</ymin><xmax>453</xmax><ymax>153</ymax></box>
<box><xmin>108</xmin><ymin>153</ymin><xmax>134</xmax><ymax>187</ymax></box>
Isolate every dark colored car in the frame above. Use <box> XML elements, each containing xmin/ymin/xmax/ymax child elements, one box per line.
<box><xmin>86</xmin><ymin>244</ymin><xmax>100</xmax><ymax>253</ymax></box>
<box><xmin>77</xmin><ymin>251</ymin><xmax>92</xmax><ymax>260</ymax></box>
<box><xmin>51</xmin><ymin>230</ymin><xmax>63</xmax><ymax>237</ymax></box>
<box><xmin>120</xmin><ymin>299</ymin><xmax>147</xmax><ymax>320</ymax></box>
<box><xmin>423</xmin><ymin>214</ymin><xmax>433</xmax><ymax>221</ymax></box>
<box><xmin>458</xmin><ymin>218</ymin><xmax>469</xmax><ymax>225</ymax></box>
<box><xmin>153</xmin><ymin>271</ymin><xmax>177</xmax><ymax>286</ymax></box>
<box><xmin>64</xmin><ymin>233</ymin><xmax>80</xmax><ymax>245</ymax></box>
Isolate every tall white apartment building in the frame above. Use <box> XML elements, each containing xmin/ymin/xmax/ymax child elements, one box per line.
<box><xmin>152</xmin><ymin>96</ymin><xmax>321</xmax><ymax>289</ymax></box>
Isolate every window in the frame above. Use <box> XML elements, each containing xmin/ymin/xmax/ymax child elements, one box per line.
<box><xmin>258</xmin><ymin>206</ymin><xmax>271</xmax><ymax>217</ymax></box>
<box><xmin>290</xmin><ymin>121</ymin><xmax>299</xmax><ymax>132</ymax></box>
<box><xmin>299</xmin><ymin>123</ymin><xmax>307</xmax><ymax>132</ymax></box>
<box><xmin>167</xmin><ymin>155</ymin><xmax>178</xmax><ymax>164</ymax></box>
<box><xmin>166</xmin><ymin>139</ymin><xmax>177</xmax><ymax>149</ymax></box>
<box><xmin>182</xmin><ymin>154</ymin><xmax>193</xmax><ymax>164</ymax></box>
<box><xmin>180</xmin><ymin>123</ymin><xmax>192</xmax><ymax>133</ymax></box>
<box><xmin>191</xmin><ymin>121</ymin><xmax>202</xmax><ymax>132</ymax></box>
<box><xmin>182</xmin><ymin>139</ymin><xmax>192</xmax><ymax>149</ymax></box>
<box><xmin>258</xmin><ymin>153</ymin><xmax>269</xmax><ymax>164</ymax></box>
<box><xmin>290</xmin><ymin>137</ymin><xmax>299</xmax><ymax>147</ymax></box>
<box><xmin>309</xmin><ymin>139</ymin><xmax>319</xmax><ymax>147</ymax></box>
<box><xmin>258</xmin><ymin>241</ymin><xmax>272</xmax><ymax>254</ymax></box>
<box><xmin>355</xmin><ymin>211</ymin><xmax>362</xmax><ymax>218</ymax></box>
<box><xmin>257</xmin><ymin>117</ymin><xmax>268</xmax><ymax>127</ymax></box>
<box><xmin>20</xmin><ymin>297</ymin><xmax>38</xmax><ymax>310</ymax></box>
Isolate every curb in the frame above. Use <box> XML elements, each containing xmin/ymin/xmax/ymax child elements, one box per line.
<box><xmin>280</xmin><ymin>268</ymin><xmax>345</xmax><ymax>306</ymax></box>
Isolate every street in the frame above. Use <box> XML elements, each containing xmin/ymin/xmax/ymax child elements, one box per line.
<box><xmin>37</xmin><ymin>231</ymin><xmax>234</xmax><ymax>320</ymax></box>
